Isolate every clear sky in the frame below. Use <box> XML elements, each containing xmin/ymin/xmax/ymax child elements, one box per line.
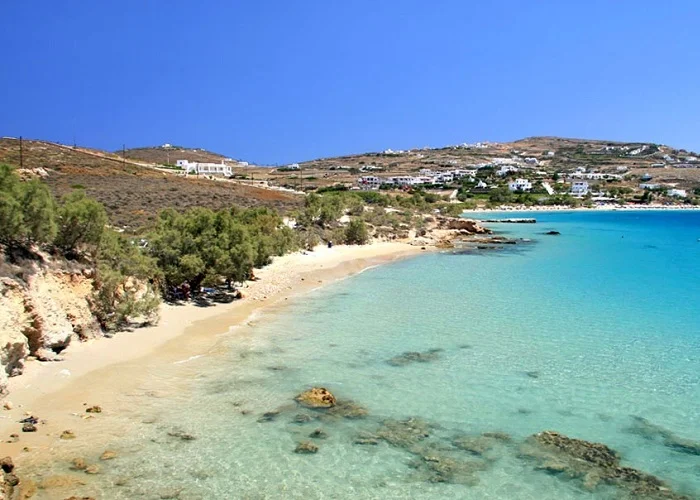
<box><xmin>2</xmin><ymin>1</ymin><xmax>699</xmax><ymax>164</ymax></box>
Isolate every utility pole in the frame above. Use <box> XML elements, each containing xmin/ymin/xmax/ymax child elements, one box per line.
<box><xmin>19</xmin><ymin>136</ymin><xmax>23</xmax><ymax>168</ymax></box>
<box><xmin>122</xmin><ymin>144</ymin><xmax>126</xmax><ymax>166</ymax></box>
<box><xmin>300</xmin><ymin>165</ymin><xmax>303</xmax><ymax>192</ymax></box>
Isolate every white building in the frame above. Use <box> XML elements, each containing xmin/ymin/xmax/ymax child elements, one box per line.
<box><xmin>286</xmin><ymin>163</ymin><xmax>300</xmax><ymax>170</ymax></box>
<box><xmin>639</xmin><ymin>183</ymin><xmax>661</xmax><ymax>190</ymax></box>
<box><xmin>541</xmin><ymin>181</ymin><xmax>555</xmax><ymax>196</ymax></box>
<box><xmin>497</xmin><ymin>165</ymin><xmax>520</xmax><ymax>176</ymax></box>
<box><xmin>358</xmin><ymin>176</ymin><xmax>382</xmax><ymax>190</ymax></box>
<box><xmin>508</xmin><ymin>178</ymin><xmax>532</xmax><ymax>192</ymax></box>
<box><xmin>524</xmin><ymin>157</ymin><xmax>539</xmax><ymax>165</ymax></box>
<box><xmin>667</xmin><ymin>189</ymin><xmax>687</xmax><ymax>198</ymax></box>
<box><xmin>546</xmin><ymin>151</ymin><xmax>555</xmax><ymax>156</ymax></box>
<box><xmin>570</xmin><ymin>181</ymin><xmax>589</xmax><ymax>197</ymax></box>
<box><xmin>177</xmin><ymin>160</ymin><xmax>232</xmax><ymax>177</ymax></box>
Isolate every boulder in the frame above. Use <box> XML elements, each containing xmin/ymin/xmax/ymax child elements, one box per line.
<box><xmin>309</xmin><ymin>429</ymin><xmax>328</xmax><ymax>440</ymax></box>
<box><xmin>70</xmin><ymin>458</ymin><xmax>87</xmax><ymax>471</ymax></box>
<box><xmin>85</xmin><ymin>405</ymin><xmax>102</xmax><ymax>413</ymax></box>
<box><xmin>439</xmin><ymin>218</ymin><xmax>491</xmax><ymax>234</ymax></box>
<box><xmin>21</xmin><ymin>424</ymin><xmax>36</xmax><ymax>433</ymax></box>
<box><xmin>294</xmin><ymin>388</ymin><xmax>336</xmax><ymax>408</ymax></box>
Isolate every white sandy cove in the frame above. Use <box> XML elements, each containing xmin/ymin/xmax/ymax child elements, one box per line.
<box><xmin>0</xmin><ymin>241</ymin><xmax>424</xmax><ymax>454</ymax></box>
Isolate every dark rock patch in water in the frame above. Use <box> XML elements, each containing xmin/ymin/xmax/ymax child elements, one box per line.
<box><xmin>387</xmin><ymin>349</ymin><xmax>443</xmax><ymax>367</ymax></box>
<box><xmin>167</xmin><ymin>430</ymin><xmax>196</xmax><ymax>441</ymax></box>
<box><xmin>524</xmin><ymin>371</ymin><xmax>540</xmax><ymax>379</ymax></box>
<box><xmin>626</xmin><ymin>416</ymin><xmax>700</xmax><ymax>456</ymax></box>
<box><xmin>452</xmin><ymin>433</ymin><xmax>512</xmax><ymax>459</ymax></box>
<box><xmin>321</xmin><ymin>400</ymin><xmax>369</xmax><ymax>420</ymax></box>
<box><xmin>521</xmin><ymin>431</ymin><xmax>691</xmax><ymax>499</ymax></box>
<box><xmin>408</xmin><ymin>454</ymin><xmax>487</xmax><ymax>486</ymax></box>
<box><xmin>257</xmin><ymin>411</ymin><xmax>280</xmax><ymax>423</ymax></box>
<box><xmin>309</xmin><ymin>429</ymin><xmax>328</xmax><ymax>440</ymax></box>
<box><xmin>292</xmin><ymin>413</ymin><xmax>314</xmax><ymax>424</ymax></box>
<box><xmin>294</xmin><ymin>441</ymin><xmax>319</xmax><ymax>454</ymax></box>
<box><xmin>376</xmin><ymin>418</ymin><xmax>432</xmax><ymax>448</ymax></box>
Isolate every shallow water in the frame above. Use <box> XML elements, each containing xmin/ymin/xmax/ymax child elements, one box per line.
<box><xmin>24</xmin><ymin>211</ymin><xmax>700</xmax><ymax>499</ymax></box>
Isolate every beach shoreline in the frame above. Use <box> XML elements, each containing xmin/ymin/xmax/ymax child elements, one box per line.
<box><xmin>0</xmin><ymin>241</ymin><xmax>427</xmax><ymax>459</ymax></box>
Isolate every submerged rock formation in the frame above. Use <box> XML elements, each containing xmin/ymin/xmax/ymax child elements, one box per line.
<box><xmin>521</xmin><ymin>431</ymin><xmax>691</xmax><ymax>499</ymax></box>
<box><xmin>386</xmin><ymin>349</ymin><xmax>442</xmax><ymax>367</ymax></box>
<box><xmin>626</xmin><ymin>416</ymin><xmax>700</xmax><ymax>456</ymax></box>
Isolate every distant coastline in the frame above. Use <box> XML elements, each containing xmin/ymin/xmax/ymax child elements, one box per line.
<box><xmin>464</xmin><ymin>203</ymin><xmax>700</xmax><ymax>213</ymax></box>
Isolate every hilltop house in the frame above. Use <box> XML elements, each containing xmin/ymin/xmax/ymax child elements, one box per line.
<box><xmin>508</xmin><ymin>178</ymin><xmax>532</xmax><ymax>192</ymax></box>
<box><xmin>358</xmin><ymin>176</ymin><xmax>382</xmax><ymax>190</ymax></box>
<box><xmin>177</xmin><ymin>159</ymin><xmax>232</xmax><ymax>177</ymax></box>
<box><xmin>570</xmin><ymin>181</ymin><xmax>589</xmax><ymax>197</ymax></box>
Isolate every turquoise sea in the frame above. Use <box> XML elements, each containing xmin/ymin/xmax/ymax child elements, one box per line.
<box><xmin>29</xmin><ymin>211</ymin><xmax>700</xmax><ymax>499</ymax></box>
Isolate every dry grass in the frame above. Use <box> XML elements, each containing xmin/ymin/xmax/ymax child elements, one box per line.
<box><xmin>0</xmin><ymin>139</ymin><xmax>303</xmax><ymax>232</ymax></box>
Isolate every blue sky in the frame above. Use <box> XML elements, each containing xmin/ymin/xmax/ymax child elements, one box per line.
<box><xmin>2</xmin><ymin>1</ymin><xmax>699</xmax><ymax>164</ymax></box>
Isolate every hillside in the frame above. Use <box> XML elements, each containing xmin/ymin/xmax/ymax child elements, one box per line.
<box><xmin>119</xmin><ymin>144</ymin><xmax>235</xmax><ymax>165</ymax></box>
<box><xmin>0</xmin><ymin>138</ymin><xmax>302</xmax><ymax>231</ymax></box>
<box><xmin>247</xmin><ymin>136</ymin><xmax>700</xmax><ymax>194</ymax></box>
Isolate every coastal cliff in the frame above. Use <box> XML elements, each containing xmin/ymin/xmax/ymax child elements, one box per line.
<box><xmin>0</xmin><ymin>266</ymin><xmax>101</xmax><ymax>394</ymax></box>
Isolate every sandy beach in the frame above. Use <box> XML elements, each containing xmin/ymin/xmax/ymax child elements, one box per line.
<box><xmin>0</xmin><ymin>241</ymin><xmax>426</xmax><ymax>460</ymax></box>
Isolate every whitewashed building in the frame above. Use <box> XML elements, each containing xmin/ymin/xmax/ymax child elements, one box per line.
<box><xmin>177</xmin><ymin>160</ymin><xmax>232</xmax><ymax>177</ymax></box>
<box><xmin>570</xmin><ymin>181</ymin><xmax>589</xmax><ymax>197</ymax></box>
<box><xmin>667</xmin><ymin>189</ymin><xmax>687</xmax><ymax>198</ymax></box>
<box><xmin>508</xmin><ymin>178</ymin><xmax>532</xmax><ymax>192</ymax></box>
<box><xmin>639</xmin><ymin>183</ymin><xmax>661</xmax><ymax>190</ymax></box>
<box><xmin>358</xmin><ymin>176</ymin><xmax>382</xmax><ymax>190</ymax></box>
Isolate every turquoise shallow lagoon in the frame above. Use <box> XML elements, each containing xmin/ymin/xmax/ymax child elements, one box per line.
<box><xmin>29</xmin><ymin>211</ymin><xmax>700</xmax><ymax>499</ymax></box>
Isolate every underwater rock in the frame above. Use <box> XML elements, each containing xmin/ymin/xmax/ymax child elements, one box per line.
<box><xmin>525</xmin><ymin>371</ymin><xmax>540</xmax><ymax>379</ymax></box>
<box><xmin>85</xmin><ymin>405</ymin><xmax>102</xmax><ymax>413</ymax></box>
<box><xmin>323</xmin><ymin>400</ymin><xmax>368</xmax><ymax>420</ymax></box>
<box><xmin>60</xmin><ymin>430</ymin><xmax>76</xmax><ymax>440</ymax></box>
<box><xmin>21</xmin><ymin>423</ymin><xmax>36</xmax><ymax>433</ymax></box>
<box><xmin>521</xmin><ymin>431</ymin><xmax>691</xmax><ymax>499</ymax></box>
<box><xmin>386</xmin><ymin>349</ymin><xmax>443</xmax><ymax>367</ymax></box>
<box><xmin>665</xmin><ymin>437</ymin><xmax>700</xmax><ymax>456</ymax></box>
<box><xmin>409</xmin><ymin>453</ymin><xmax>487</xmax><ymax>485</ymax></box>
<box><xmin>39</xmin><ymin>475</ymin><xmax>86</xmax><ymax>489</ymax></box>
<box><xmin>309</xmin><ymin>429</ymin><xmax>328</xmax><ymax>440</ymax></box>
<box><xmin>70</xmin><ymin>458</ymin><xmax>87</xmax><ymax>471</ymax></box>
<box><xmin>84</xmin><ymin>464</ymin><xmax>100</xmax><ymax>474</ymax></box>
<box><xmin>295</xmin><ymin>388</ymin><xmax>336</xmax><ymax>408</ymax></box>
<box><xmin>482</xmin><ymin>432</ymin><xmax>512</xmax><ymax>442</ymax></box>
<box><xmin>167</xmin><ymin>430</ymin><xmax>196</xmax><ymax>441</ymax></box>
<box><xmin>376</xmin><ymin>418</ymin><xmax>432</xmax><ymax>448</ymax></box>
<box><xmin>100</xmin><ymin>450</ymin><xmax>118</xmax><ymax>460</ymax></box>
<box><xmin>4</xmin><ymin>472</ymin><xmax>19</xmax><ymax>487</ymax></box>
<box><xmin>452</xmin><ymin>435</ymin><xmax>501</xmax><ymax>456</ymax></box>
<box><xmin>294</xmin><ymin>441</ymin><xmax>319</xmax><ymax>454</ymax></box>
<box><xmin>544</xmin><ymin>231</ymin><xmax>561</xmax><ymax>235</ymax></box>
<box><xmin>354</xmin><ymin>437</ymin><xmax>380</xmax><ymax>446</ymax></box>
<box><xmin>257</xmin><ymin>411</ymin><xmax>280</xmax><ymax>423</ymax></box>
<box><xmin>158</xmin><ymin>488</ymin><xmax>183</xmax><ymax>499</ymax></box>
<box><xmin>626</xmin><ymin>416</ymin><xmax>700</xmax><ymax>456</ymax></box>
<box><xmin>292</xmin><ymin>413</ymin><xmax>313</xmax><ymax>424</ymax></box>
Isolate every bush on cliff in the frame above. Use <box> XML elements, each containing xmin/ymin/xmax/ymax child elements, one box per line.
<box><xmin>55</xmin><ymin>191</ymin><xmax>108</xmax><ymax>255</ymax></box>
<box><xmin>0</xmin><ymin>165</ymin><xmax>57</xmax><ymax>247</ymax></box>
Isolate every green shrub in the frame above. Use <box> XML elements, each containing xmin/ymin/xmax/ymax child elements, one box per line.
<box><xmin>55</xmin><ymin>191</ymin><xmax>108</xmax><ymax>254</ymax></box>
<box><xmin>344</xmin><ymin>219</ymin><xmax>369</xmax><ymax>245</ymax></box>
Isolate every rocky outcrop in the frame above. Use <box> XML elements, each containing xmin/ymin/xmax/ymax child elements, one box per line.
<box><xmin>0</xmin><ymin>269</ymin><xmax>101</xmax><ymax>394</ymax></box>
<box><xmin>521</xmin><ymin>431</ymin><xmax>691</xmax><ymax>498</ymax></box>
<box><xmin>294</xmin><ymin>388</ymin><xmax>336</xmax><ymax>408</ymax></box>
<box><xmin>437</xmin><ymin>217</ymin><xmax>491</xmax><ymax>234</ymax></box>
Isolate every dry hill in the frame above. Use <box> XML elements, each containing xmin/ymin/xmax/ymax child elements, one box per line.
<box><xmin>0</xmin><ymin>138</ymin><xmax>302</xmax><ymax>231</ymax></box>
<box><xmin>119</xmin><ymin>144</ymin><xmax>234</xmax><ymax>165</ymax></box>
